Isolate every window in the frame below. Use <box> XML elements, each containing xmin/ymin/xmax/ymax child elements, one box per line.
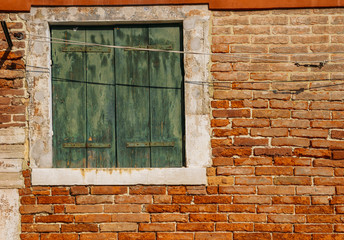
<box><xmin>28</xmin><ymin>6</ymin><xmax>211</xmax><ymax>185</ymax></box>
<box><xmin>51</xmin><ymin>25</ymin><xmax>184</xmax><ymax>168</ymax></box>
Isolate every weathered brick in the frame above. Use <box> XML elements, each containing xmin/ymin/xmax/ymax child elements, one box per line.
<box><xmin>91</xmin><ymin>186</ymin><xmax>127</xmax><ymax>195</ymax></box>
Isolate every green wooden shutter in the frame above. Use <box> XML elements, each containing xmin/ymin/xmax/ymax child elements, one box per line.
<box><xmin>52</xmin><ymin>27</ymin><xmax>87</xmax><ymax>168</ymax></box>
<box><xmin>86</xmin><ymin>27</ymin><xmax>116</xmax><ymax>168</ymax></box>
<box><xmin>52</xmin><ymin>27</ymin><xmax>116</xmax><ymax>168</ymax></box>
<box><xmin>149</xmin><ymin>25</ymin><xmax>184</xmax><ymax>167</ymax></box>
<box><xmin>114</xmin><ymin>24</ymin><xmax>184</xmax><ymax>168</ymax></box>
<box><xmin>115</xmin><ymin>26</ymin><xmax>151</xmax><ymax>168</ymax></box>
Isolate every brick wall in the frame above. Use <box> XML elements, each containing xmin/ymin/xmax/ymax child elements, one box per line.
<box><xmin>0</xmin><ymin>13</ymin><xmax>26</xmax><ymax>240</ymax></box>
<box><xmin>18</xmin><ymin>8</ymin><xmax>344</xmax><ymax>240</ymax></box>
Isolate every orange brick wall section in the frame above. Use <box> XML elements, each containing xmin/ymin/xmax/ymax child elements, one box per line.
<box><xmin>11</xmin><ymin>7</ymin><xmax>344</xmax><ymax>240</ymax></box>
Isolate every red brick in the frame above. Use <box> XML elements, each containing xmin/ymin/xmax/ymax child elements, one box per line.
<box><xmin>272</xmin><ymin>138</ymin><xmax>310</xmax><ymax>147</ymax></box>
<box><xmin>104</xmin><ymin>204</ymin><xmax>141</xmax><ymax>213</ymax></box>
<box><xmin>217</xmin><ymin>166</ymin><xmax>254</xmax><ymax>175</ymax></box>
<box><xmin>195</xmin><ymin>233</ymin><xmax>233</xmax><ymax>240</ymax></box>
<box><xmin>292</xmin><ymin>110</ymin><xmax>331</xmax><ymax>119</ymax></box>
<box><xmin>190</xmin><ymin>213</ymin><xmax>227</xmax><ymax>222</ymax></box>
<box><xmin>332</xmin><ymin>130</ymin><xmax>344</xmax><ymax>139</ymax></box>
<box><xmin>234</xmin><ymin>233</ymin><xmax>271</xmax><ymax>240</ymax></box>
<box><xmin>218</xmin><ymin>204</ymin><xmax>255</xmax><ymax>213</ymax></box>
<box><xmin>37</xmin><ymin>196</ymin><xmax>74</xmax><ymax>204</ymax></box>
<box><xmin>234</xmin><ymin>157</ymin><xmax>272</xmax><ymax>166</ymax></box>
<box><xmin>232</xmin><ymin>119</ymin><xmax>269</xmax><ymax>127</ymax></box>
<box><xmin>233</xmin><ymin>195</ymin><xmax>270</xmax><ymax>204</ymax></box>
<box><xmin>76</xmin><ymin>195</ymin><xmax>113</xmax><ymax>204</ymax></box>
<box><xmin>274</xmin><ymin>157</ymin><xmax>311</xmax><ymax>166</ymax></box>
<box><xmin>296</xmin><ymin>186</ymin><xmax>335</xmax><ymax>195</ymax></box>
<box><xmin>194</xmin><ymin>196</ymin><xmax>232</xmax><ymax>204</ymax></box>
<box><xmin>20</xmin><ymin>234</ymin><xmax>39</xmax><ymax>240</ymax></box>
<box><xmin>100</xmin><ymin>223</ymin><xmax>137</xmax><ymax>232</ymax></box>
<box><xmin>233</xmin><ymin>137</ymin><xmax>268</xmax><ymax>146</ymax></box>
<box><xmin>290</xmin><ymin>129</ymin><xmax>328</xmax><ymax>138</ymax></box>
<box><xmin>180</xmin><ymin>205</ymin><xmax>217</xmax><ymax>213</ymax></box>
<box><xmin>274</xmin><ymin>177</ymin><xmax>312</xmax><ymax>185</ymax></box>
<box><xmin>252</xmin><ymin>109</ymin><xmax>290</xmax><ymax>118</ymax></box>
<box><xmin>35</xmin><ymin>215</ymin><xmax>73</xmax><ymax>223</ymax></box>
<box><xmin>272</xmin><ymin>233</ymin><xmax>312</xmax><ymax>240</ymax></box>
<box><xmin>32</xmin><ymin>187</ymin><xmax>50</xmax><ymax>195</ymax></box>
<box><xmin>61</xmin><ymin>224</ymin><xmax>98</xmax><ymax>232</ymax></box>
<box><xmin>229</xmin><ymin>213</ymin><xmax>267</xmax><ymax>222</ymax></box>
<box><xmin>21</xmin><ymin>215</ymin><xmax>34</xmax><ymax>223</ymax></box>
<box><xmin>258</xmin><ymin>186</ymin><xmax>295</xmax><ymax>195</ymax></box>
<box><xmin>212</xmin><ymin>147</ymin><xmax>251</xmax><ymax>157</ymax></box>
<box><xmin>146</xmin><ymin>205</ymin><xmax>179</xmax><ymax>213</ymax></box>
<box><xmin>167</xmin><ymin>186</ymin><xmax>186</xmax><ymax>195</ymax></box>
<box><xmin>312</xmin><ymin>121</ymin><xmax>344</xmax><ymax>128</ymax></box>
<box><xmin>157</xmin><ymin>233</ymin><xmax>193</xmax><ymax>240</ymax></box>
<box><xmin>41</xmin><ymin>234</ymin><xmax>78</xmax><ymax>240</ymax></box>
<box><xmin>295</xmin><ymin>148</ymin><xmax>331</xmax><ymax>158</ymax></box>
<box><xmin>154</xmin><ymin>195</ymin><xmax>172</xmax><ymax>204</ymax></box>
<box><xmin>172</xmin><ymin>195</ymin><xmax>192</xmax><ymax>204</ymax></box>
<box><xmin>213</xmin><ymin>128</ymin><xmax>248</xmax><ymax>137</ymax></box>
<box><xmin>257</xmin><ymin>206</ymin><xmax>294</xmax><ymax>214</ymax></box>
<box><xmin>75</xmin><ymin>214</ymin><xmax>112</xmax><ymax>223</ymax></box>
<box><xmin>212</xmin><ymin>100</ymin><xmax>230</xmax><ymax>109</ymax></box>
<box><xmin>65</xmin><ymin>205</ymin><xmax>103</xmax><ymax>213</ymax></box>
<box><xmin>20</xmin><ymin>205</ymin><xmax>52</xmax><ymax>214</ymax></box>
<box><xmin>251</xmin><ymin>128</ymin><xmax>288</xmax><ymax>137</ymax></box>
<box><xmin>236</xmin><ymin>176</ymin><xmax>272</xmax><ymax>185</ymax></box>
<box><xmin>151</xmin><ymin>214</ymin><xmax>188</xmax><ymax>223</ymax></box>
<box><xmin>256</xmin><ymin>167</ymin><xmax>293</xmax><ymax>176</ymax></box>
<box><xmin>129</xmin><ymin>186</ymin><xmax>166</xmax><ymax>195</ymax></box>
<box><xmin>118</xmin><ymin>232</ymin><xmax>155</xmax><ymax>240</ymax></box>
<box><xmin>80</xmin><ymin>233</ymin><xmax>117</xmax><ymax>240</ymax></box>
<box><xmin>21</xmin><ymin>224</ymin><xmax>60</xmax><ymax>233</ymax></box>
<box><xmin>295</xmin><ymin>206</ymin><xmax>334</xmax><ymax>214</ymax></box>
<box><xmin>211</xmin><ymin>139</ymin><xmax>232</xmax><ymax>148</ymax></box>
<box><xmin>295</xmin><ymin>224</ymin><xmax>332</xmax><ymax>233</ymax></box>
<box><xmin>177</xmin><ymin>223</ymin><xmax>214</xmax><ymax>231</ymax></box>
<box><xmin>115</xmin><ymin>195</ymin><xmax>152</xmax><ymax>204</ymax></box>
<box><xmin>333</xmin><ymin>151</ymin><xmax>344</xmax><ymax>160</ymax></box>
<box><xmin>295</xmin><ymin>167</ymin><xmax>333</xmax><ymax>176</ymax></box>
<box><xmin>272</xmin><ymin>196</ymin><xmax>310</xmax><ymax>205</ymax></box>
<box><xmin>268</xmin><ymin>215</ymin><xmax>306</xmax><ymax>223</ymax></box>
<box><xmin>272</xmin><ymin>119</ymin><xmax>310</xmax><ymax>128</ymax></box>
<box><xmin>112</xmin><ymin>214</ymin><xmax>150</xmax><ymax>222</ymax></box>
<box><xmin>219</xmin><ymin>186</ymin><xmax>255</xmax><ymax>194</ymax></box>
<box><xmin>213</xmin><ymin>109</ymin><xmax>251</xmax><ymax>118</ymax></box>
<box><xmin>312</xmin><ymin>196</ymin><xmax>330</xmax><ymax>205</ymax></box>
<box><xmin>214</xmin><ymin>90</ymin><xmax>252</xmax><ymax>100</ymax></box>
<box><xmin>52</xmin><ymin>187</ymin><xmax>69</xmax><ymax>195</ymax></box>
<box><xmin>20</xmin><ymin>196</ymin><xmax>35</xmax><ymax>205</ymax></box>
<box><xmin>307</xmin><ymin>215</ymin><xmax>342</xmax><ymax>223</ymax></box>
<box><xmin>210</xmin><ymin>119</ymin><xmax>229</xmax><ymax>127</ymax></box>
<box><xmin>91</xmin><ymin>186</ymin><xmax>127</xmax><ymax>195</ymax></box>
<box><xmin>186</xmin><ymin>186</ymin><xmax>207</xmax><ymax>195</ymax></box>
<box><xmin>138</xmin><ymin>223</ymin><xmax>174</xmax><ymax>232</ymax></box>
<box><xmin>216</xmin><ymin>223</ymin><xmax>253</xmax><ymax>231</ymax></box>
<box><xmin>255</xmin><ymin>223</ymin><xmax>292</xmax><ymax>232</ymax></box>
<box><xmin>213</xmin><ymin>157</ymin><xmax>234</xmax><ymax>166</ymax></box>
<box><xmin>70</xmin><ymin>186</ymin><xmax>88</xmax><ymax>195</ymax></box>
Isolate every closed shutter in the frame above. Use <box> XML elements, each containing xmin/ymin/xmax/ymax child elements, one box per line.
<box><xmin>52</xmin><ymin>24</ymin><xmax>184</xmax><ymax>168</ymax></box>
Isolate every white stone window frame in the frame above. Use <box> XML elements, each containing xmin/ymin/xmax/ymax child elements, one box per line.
<box><xmin>27</xmin><ymin>6</ymin><xmax>211</xmax><ymax>185</ymax></box>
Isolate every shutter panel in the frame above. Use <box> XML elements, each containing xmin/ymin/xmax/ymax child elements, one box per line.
<box><xmin>86</xmin><ymin>28</ymin><xmax>116</xmax><ymax>168</ymax></box>
<box><xmin>115</xmin><ymin>26</ymin><xmax>151</xmax><ymax>167</ymax></box>
<box><xmin>52</xmin><ymin>27</ymin><xmax>87</xmax><ymax>168</ymax></box>
<box><xmin>149</xmin><ymin>25</ymin><xmax>184</xmax><ymax>167</ymax></box>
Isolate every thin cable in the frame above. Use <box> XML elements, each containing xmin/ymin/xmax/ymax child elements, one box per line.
<box><xmin>14</xmin><ymin>34</ymin><xmax>338</xmax><ymax>64</ymax></box>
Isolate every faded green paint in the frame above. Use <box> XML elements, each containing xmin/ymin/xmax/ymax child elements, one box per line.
<box><xmin>149</xmin><ymin>25</ymin><xmax>184</xmax><ymax>167</ymax></box>
<box><xmin>115</xmin><ymin>26</ymin><xmax>151</xmax><ymax>168</ymax></box>
<box><xmin>52</xmin><ymin>24</ymin><xmax>184</xmax><ymax>168</ymax></box>
<box><xmin>52</xmin><ymin>27</ymin><xmax>87</xmax><ymax>168</ymax></box>
<box><xmin>86</xmin><ymin>27</ymin><xmax>116</xmax><ymax>168</ymax></box>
